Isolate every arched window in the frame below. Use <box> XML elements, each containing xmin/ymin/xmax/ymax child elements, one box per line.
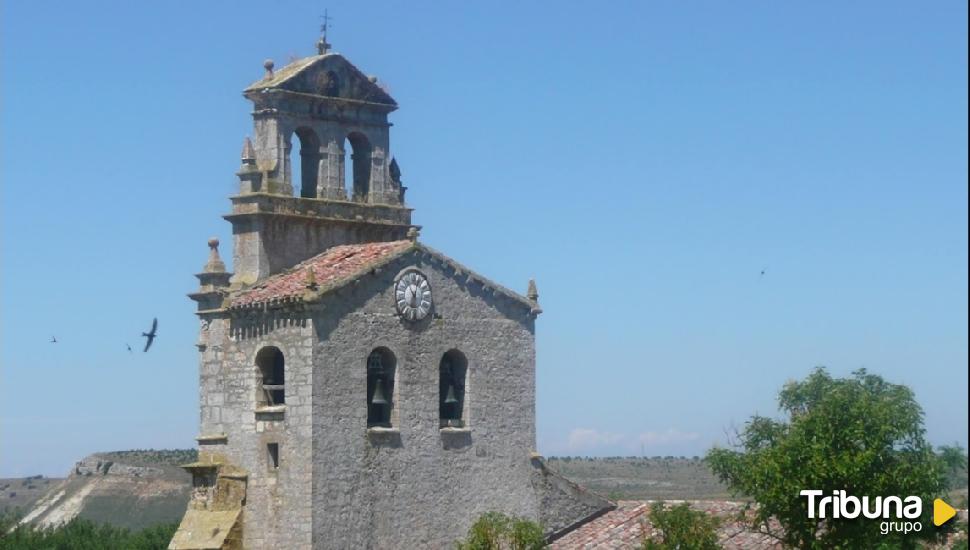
<box><xmin>439</xmin><ymin>350</ymin><xmax>467</xmax><ymax>428</ymax></box>
<box><xmin>344</xmin><ymin>132</ymin><xmax>372</xmax><ymax>202</ymax></box>
<box><xmin>366</xmin><ymin>347</ymin><xmax>396</xmax><ymax>427</ymax></box>
<box><xmin>292</xmin><ymin>127</ymin><xmax>320</xmax><ymax>198</ymax></box>
<box><xmin>256</xmin><ymin>346</ymin><xmax>285</xmax><ymax>407</ymax></box>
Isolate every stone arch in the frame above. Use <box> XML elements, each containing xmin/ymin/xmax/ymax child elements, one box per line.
<box><xmin>255</xmin><ymin>346</ymin><xmax>285</xmax><ymax>407</ymax></box>
<box><xmin>292</xmin><ymin>127</ymin><xmax>321</xmax><ymax>198</ymax></box>
<box><xmin>439</xmin><ymin>349</ymin><xmax>468</xmax><ymax>428</ymax></box>
<box><xmin>366</xmin><ymin>347</ymin><xmax>396</xmax><ymax>427</ymax></box>
<box><xmin>344</xmin><ymin>131</ymin><xmax>372</xmax><ymax>202</ymax></box>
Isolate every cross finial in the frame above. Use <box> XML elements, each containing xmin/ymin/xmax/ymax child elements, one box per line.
<box><xmin>317</xmin><ymin>10</ymin><xmax>333</xmax><ymax>54</ymax></box>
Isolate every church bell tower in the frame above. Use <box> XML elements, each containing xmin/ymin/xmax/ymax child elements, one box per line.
<box><xmin>174</xmin><ymin>33</ymin><xmax>614</xmax><ymax>550</ymax></box>
<box><xmin>228</xmin><ymin>39</ymin><xmax>413</xmax><ymax>285</ymax></box>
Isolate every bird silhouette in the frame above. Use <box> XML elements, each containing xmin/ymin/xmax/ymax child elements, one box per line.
<box><xmin>760</xmin><ymin>267</ymin><xmax>768</xmax><ymax>277</ymax></box>
<box><xmin>126</xmin><ymin>343</ymin><xmax>133</xmax><ymax>353</ymax></box>
<box><xmin>50</xmin><ymin>336</ymin><xmax>57</xmax><ymax>344</ymax></box>
<box><xmin>142</xmin><ymin>318</ymin><xmax>158</xmax><ymax>352</ymax></box>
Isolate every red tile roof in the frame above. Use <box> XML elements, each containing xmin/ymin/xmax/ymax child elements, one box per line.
<box><xmin>550</xmin><ymin>500</ymin><xmax>784</xmax><ymax>550</ymax></box>
<box><xmin>232</xmin><ymin>240</ymin><xmax>412</xmax><ymax>307</ymax></box>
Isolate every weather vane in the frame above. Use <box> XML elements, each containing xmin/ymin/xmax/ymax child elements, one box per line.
<box><xmin>318</xmin><ymin>10</ymin><xmax>333</xmax><ymax>54</ymax></box>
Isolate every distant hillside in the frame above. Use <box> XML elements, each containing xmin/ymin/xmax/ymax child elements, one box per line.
<box><xmin>546</xmin><ymin>454</ymin><xmax>969</xmax><ymax>506</ymax></box>
<box><xmin>0</xmin><ymin>475</ymin><xmax>64</xmax><ymax>517</ymax></box>
<box><xmin>11</xmin><ymin>450</ymin><xmax>195</xmax><ymax>531</ymax></box>
<box><xmin>544</xmin><ymin>456</ymin><xmax>732</xmax><ymax>501</ymax></box>
<box><xmin>8</xmin><ymin>450</ymin><xmax>963</xmax><ymax>533</ymax></box>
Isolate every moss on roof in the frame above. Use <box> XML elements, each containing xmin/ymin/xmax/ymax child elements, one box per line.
<box><xmin>244</xmin><ymin>55</ymin><xmax>322</xmax><ymax>92</ymax></box>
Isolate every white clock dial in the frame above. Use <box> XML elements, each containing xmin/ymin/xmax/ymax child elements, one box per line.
<box><xmin>395</xmin><ymin>271</ymin><xmax>432</xmax><ymax>321</ymax></box>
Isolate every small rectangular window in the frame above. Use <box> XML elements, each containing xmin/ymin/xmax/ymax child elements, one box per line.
<box><xmin>267</xmin><ymin>443</ymin><xmax>280</xmax><ymax>471</ymax></box>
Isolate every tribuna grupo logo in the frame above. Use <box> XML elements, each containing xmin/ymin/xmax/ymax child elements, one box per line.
<box><xmin>800</xmin><ymin>490</ymin><xmax>958</xmax><ymax>535</ymax></box>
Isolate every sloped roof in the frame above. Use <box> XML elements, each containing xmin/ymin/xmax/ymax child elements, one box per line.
<box><xmin>550</xmin><ymin>500</ymin><xmax>784</xmax><ymax>550</ymax></box>
<box><xmin>168</xmin><ymin>509</ymin><xmax>240</xmax><ymax>550</ymax></box>
<box><xmin>229</xmin><ymin>240</ymin><xmax>539</xmax><ymax>314</ymax></box>
<box><xmin>244</xmin><ymin>53</ymin><xmax>396</xmax><ymax>107</ymax></box>
<box><xmin>232</xmin><ymin>240</ymin><xmax>412</xmax><ymax>307</ymax></box>
<box><xmin>245</xmin><ymin>55</ymin><xmax>319</xmax><ymax>91</ymax></box>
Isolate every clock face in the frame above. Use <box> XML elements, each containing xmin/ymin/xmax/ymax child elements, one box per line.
<box><xmin>395</xmin><ymin>271</ymin><xmax>432</xmax><ymax>321</ymax></box>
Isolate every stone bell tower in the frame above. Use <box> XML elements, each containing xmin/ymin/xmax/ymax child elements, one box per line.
<box><xmin>228</xmin><ymin>40</ymin><xmax>413</xmax><ymax>286</ymax></box>
<box><xmin>173</xmin><ymin>36</ymin><xmax>614</xmax><ymax>550</ymax></box>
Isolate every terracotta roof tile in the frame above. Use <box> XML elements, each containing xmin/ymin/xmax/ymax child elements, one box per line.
<box><xmin>551</xmin><ymin>501</ymin><xmax>784</xmax><ymax>550</ymax></box>
<box><xmin>232</xmin><ymin>240</ymin><xmax>412</xmax><ymax>307</ymax></box>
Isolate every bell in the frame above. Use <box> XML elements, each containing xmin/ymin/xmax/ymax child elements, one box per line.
<box><xmin>444</xmin><ymin>383</ymin><xmax>459</xmax><ymax>405</ymax></box>
<box><xmin>370</xmin><ymin>379</ymin><xmax>388</xmax><ymax>406</ymax></box>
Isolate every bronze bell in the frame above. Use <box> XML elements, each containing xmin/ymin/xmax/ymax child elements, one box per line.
<box><xmin>371</xmin><ymin>378</ymin><xmax>388</xmax><ymax>406</ymax></box>
<box><xmin>443</xmin><ymin>383</ymin><xmax>459</xmax><ymax>405</ymax></box>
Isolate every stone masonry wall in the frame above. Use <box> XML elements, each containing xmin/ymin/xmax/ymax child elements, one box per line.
<box><xmin>309</xmin><ymin>250</ymin><xmax>539</xmax><ymax>549</ymax></box>
<box><xmin>193</xmin><ymin>248</ymin><xmax>607</xmax><ymax>549</ymax></box>
<box><xmin>197</xmin><ymin>312</ymin><xmax>314</xmax><ymax>549</ymax></box>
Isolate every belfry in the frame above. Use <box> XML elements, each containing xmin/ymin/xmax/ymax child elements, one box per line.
<box><xmin>170</xmin><ymin>37</ymin><xmax>611</xmax><ymax>550</ymax></box>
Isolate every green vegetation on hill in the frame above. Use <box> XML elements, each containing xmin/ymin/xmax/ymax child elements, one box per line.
<box><xmin>96</xmin><ymin>449</ymin><xmax>197</xmax><ymax>467</ymax></box>
<box><xmin>5</xmin><ymin>450</ymin><xmax>195</xmax><ymax>533</ymax></box>
<box><xmin>78</xmin><ymin>492</ymin><xmax>190</xmax><ymax>532</ymax></box>
<box><xmin>0</xmin><ymin>476</ymin><xmax>62</xmax><ymax>517</ymax></box>
<box><xmin>0</xmin><ymin>514</ymin><xmax>177</xmax><ymax>550</ymax></box>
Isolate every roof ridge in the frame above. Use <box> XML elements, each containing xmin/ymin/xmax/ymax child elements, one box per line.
<box><xmin>230</xmin><ymin>240</ymin><xmax>413</xmax><ymax>308</ymax></box>
<box><xmin>243</xmin><ymin>53</ymin><xmax>396</xmax><ymax>106</ymax></box>
<box><xmin>412</xmin><ymin>242</ymin><xmax>540</xmax><ymax>314</ymax></box>
<box><xmin>229</xmin><ymin>240</ymin><xmax>539</xmax><ymax>316</ymax></box>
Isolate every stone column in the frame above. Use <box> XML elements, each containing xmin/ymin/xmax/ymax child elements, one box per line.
<box><xmin>279</xmin><ymin>134</ymin><xmax>294</xmax><ymax>195</ymax></box>
<box><xmin>368</xmin><ymin>147</ymin><xmax>387</xmax><ymax>204</ymax></box>
<box><xmin>252</xmin><ymin>118</ymin><xmax>291</xmax><ymax>194</ymax></box>
<box><xmin>317</xmin><ymin>140</ymin><xmax>347</xmax><ymax>200</ymax></box>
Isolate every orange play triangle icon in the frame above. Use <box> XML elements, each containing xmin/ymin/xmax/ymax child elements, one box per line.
<box><xmin>934</xmin><ymin>498</ymin><xmax>957</xmax><ymax>526</ymax></box>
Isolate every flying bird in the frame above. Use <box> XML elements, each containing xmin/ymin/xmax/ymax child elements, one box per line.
<box><xmin>126</xmin><ymin>343</ymin><xmax>133</xmax><ymax>353</ymax></box>
<box><xmin>760</xmin><ymin>267</ymin><xmax>768</xmax><ymax>277</ymax></box>
<box><xmin>142</xmin><ymin>318</ymin><xmax>158</xmax><ymax>352</ymax></box>
<box><xmin>50</xmin><ymin>336</ymin><xmax>57</xmax><ymax>344</ymax></box>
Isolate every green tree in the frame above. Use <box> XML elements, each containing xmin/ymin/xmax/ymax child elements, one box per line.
<box><xmin>0</xmin><ymin>515</ymin><xmax>178</xmax><ymax>550</ymax></box>
<box><xmin>456</xmin><ymin>511</ymin><xmax>546</xmax><ymax>550</ymax></box>
<box><xmin>938</xmin><ymin>444</ymin><xmax>968</xmax><ymax>493</ymax></box>
<box><xmin>706</xmin><ymin>368</ymin><xmax>946</xmax><ymax>549</ymax></box>
<box><xmin>641</xmin><ymin>502</ymin><xmax>721</xmax><ymax>550</ymax></box>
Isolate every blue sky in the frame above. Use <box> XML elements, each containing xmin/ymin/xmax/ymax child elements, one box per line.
<box><xmin>1</xmin><ymin>1</ymin><xmax>966</xmax><ymax>476</ymax></box>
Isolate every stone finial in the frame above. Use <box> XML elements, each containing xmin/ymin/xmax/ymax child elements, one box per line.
<box><xmin>241</xmin><ymin>137</ymin><xmax>255</xmax><ymax>165</ymax></box>
<box><xmin>407</xmin><ymin>227</ymin><xmax>420</xmax><ymax>242</ymax></box>
<box><xmin>263</xmin><ymin>59</ymin><xmax>275</xmax><ymax>79</ymax></box>
<box><xmin>305</xmin><ymin>266</ymin><xmax>318</xmax><ymax>289</ymax></box>
<box><xmin>204</xmin><ymin>238</ymin><xmax>227</xmax><ymax>274</ymax></box>
<box><xmin>527</xmin><ymin>279</ymin><xmax>539</xmax><ymax>302</ymax></box>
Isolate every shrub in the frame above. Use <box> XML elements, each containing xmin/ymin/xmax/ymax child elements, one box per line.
<box><xmin>456</xmin><ymin>511</ymin><xmax>546</xmax><ymax>550</ymax></box>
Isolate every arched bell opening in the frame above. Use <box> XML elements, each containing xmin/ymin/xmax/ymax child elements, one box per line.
<box><xmin>256</xmin><ymin>346</ymin><xmax>285</xmax><ymax>407</ymax></box>
<box><xmin>366</xmin><ymin>347</ymin><xmax>396</xmax><ymax>427</ymax></box>
<box><xmin>344</xmin><ymin>132</ymin><xmax>372</xmax><ymax>202</ymax></box>
<box><xmin>439</xmin><ymin>349</ymin><xmax>467</xmax><ymax>428</ymax></box>
<box><xmin>293</xmin><ymin>127</ymin><xmax>321</xmax><ymax>198</ymax></box>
